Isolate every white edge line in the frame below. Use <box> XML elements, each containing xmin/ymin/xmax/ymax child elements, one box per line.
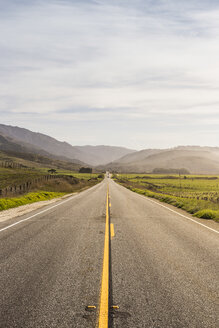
<box><xmin>114</xmin><ymin>180</ymin><xmax>219</xmax><ymax>234</ymax></box>
<box><xmin>0</xmin><ymin>181</ymin><xmax>103</xmax><ymax>234</ymax></box>
<box><xmin>0</xmin><ymin>195</ymin><xmax>75</xmax><ymax>233</ymax></box>
<box><xmin>139</xmin><ymin>193</ymin><xmax>219</xmax><ymax>234</ymax></box>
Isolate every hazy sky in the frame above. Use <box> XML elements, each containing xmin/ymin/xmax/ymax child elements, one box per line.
<box><xmin>1</xmin><ymin>0</ymin><xmax>219</xmax><ymax>149</ymax></box>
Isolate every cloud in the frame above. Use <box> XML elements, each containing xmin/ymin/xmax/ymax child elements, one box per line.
<box><xmin>0</xmin><ymin>0</ymin><xmax>219</xmax><ymax>147</ymax></box>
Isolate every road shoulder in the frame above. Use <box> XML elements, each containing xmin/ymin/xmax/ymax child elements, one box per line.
<box><xmin>0</xmin><ymin>193</ymin><xmax>75</xmax><ymax>224</ymax></box>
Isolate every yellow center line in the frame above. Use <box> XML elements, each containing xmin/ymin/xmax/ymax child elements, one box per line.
<box><xmin>110</xmin><ymin>223</ymin><xmax>115</xmax><ymax>240</ymax></box>
<box><xmin>98</xmin><ymin>184</ymin><xmax>110</xmax><ymax>328</ymax></box>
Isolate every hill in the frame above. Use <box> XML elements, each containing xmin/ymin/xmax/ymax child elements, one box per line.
<box><xmin>0</xmin><ymin>124</ymin><xmax>135</xmax><ymax>166</ymax></box>
<box><xmin>74</xmin><ymin>145</ymin><xmax>136</xmax><ymax>165</ymax></box>
<box><xmin>101</xmin><ymin>146</ymin><xmax>219</xmax><ymax>174</ymax></box>
<box><xmin>0</xmin><ymin>134</ymin><xmax>82</xmax><ymax>171</ymax></box>
<box><xmin>1</xmin><ymin>124</ymin><xmax>219</xmax><ymax>173</ymax></box>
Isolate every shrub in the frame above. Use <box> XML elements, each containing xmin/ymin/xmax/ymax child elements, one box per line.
<box><xmin>79</xmin><ymin>167</ymin><xmax>92</xmax><ymax>173</ymax></box>
<box><xmin>194</xmin><ymin>209</ymin><xmax>219</xmax><ymax>221</ymax></box>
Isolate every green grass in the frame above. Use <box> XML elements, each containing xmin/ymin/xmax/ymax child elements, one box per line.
<box><xmin>0</xmin><ymin>191</ymin><xmax>65</xmax><ymax>211</ymax></box>
<box><xmin>0</xmin><ymin>167</ymin><xmax>104</xmax><ymax>211</ymax></box>
<box><xmin>0</xmin><ymin>167</ymin><xmax>103</xmax><ymax>190</ymax></box>
<box><xmin>0</xmin><ymin>167</ymin><xmax>45</xmax><ymax>189</ymax></box>
<box><xmin>114</xmin><ymin>174</ymin><xmax>219</xmax><ymax>222</ymax></box>
<box><xmin>195</xmin><ymin>209</ymin><xmax>219</xmax><ymax>221</ymax></box>
<box><xmin>38</xmin><ymin>168</ymin><xmax>101</xmax><ymax>179</ymax></box>
<box><xmin>71</xmin><ymin>173</ymin><xmax>101</xmax><ymax>179</ymax></box>
<box><xmin>34</xmin><ymin>175</ymin><xmax>103</xmax><ymax>194</ymax></box>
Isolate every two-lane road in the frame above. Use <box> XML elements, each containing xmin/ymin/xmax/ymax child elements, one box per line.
<box><xmin>0</xmin><ymin>178</ymin><xmax>218</xmax><ymax>327</ymax></box>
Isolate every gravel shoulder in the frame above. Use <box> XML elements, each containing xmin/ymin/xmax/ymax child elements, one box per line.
<box><xmin>0</xmin><ymin>193</ymin><xmax>75</xmax><ymax>224</ymax></box>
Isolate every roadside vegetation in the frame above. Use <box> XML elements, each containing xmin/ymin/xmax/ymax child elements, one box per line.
<box><xmin>38</xmin><ymin>168</ymin><xmax>102</xmax><ymax>179</ymax></box>
<box><xmin>0</xmin><ymin>166</ymin><xmax>104</xmax><ymax>211</ymax></box>
<box><xmin>0</xmin><ymin>191</ymin><xmax>65</xmax><ymax>211</ymax></box>
<box><xmin>113</xmin><ymin>174</ymin><xmax>219</xmax><ymax>222</ymax></box>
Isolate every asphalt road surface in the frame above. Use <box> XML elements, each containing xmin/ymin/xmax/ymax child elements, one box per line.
<box><xmin>0</xmin><ymin>177</ymin><xmax>218</xmax><ymax>328</ymax></box>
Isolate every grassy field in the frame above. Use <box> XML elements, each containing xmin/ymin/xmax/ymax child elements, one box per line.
<box><xmin>0</xmin><ymin>167</ymin><xmax>104</xmax><ymax>211</ymax></box>
<box><xmin>114</xmin><ymin>174</ymin><xmax>219</xmax><ymax>222</ymax></box>
<box><xmin>0</xmin><ymin>167</ymin><xmax>103</xmax><ymax>189</ymax></box>
<box><xmin>0</xmin><ymin>167</ymin><xmax>45</xmax><ymax>189</ymax></box>
<box><xmin>38</xmin><ymin>168</ymin><xmax>102</xmax><ymax>179</ymax></box>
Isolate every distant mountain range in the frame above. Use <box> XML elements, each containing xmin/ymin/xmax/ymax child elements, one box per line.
<box><xmin>100</xmin><ymin>146</ymin><xmax>219</xmax><ymax>174</ymax></box>
<box><xmin>0</xmin><ymin>124</ymin><xmax>135</xmax><ymax>166</ymax></box>
<box><xmin>0</xmin><ymin>124</ymin><xmax>219</xmax><ymax>174</ymax></box>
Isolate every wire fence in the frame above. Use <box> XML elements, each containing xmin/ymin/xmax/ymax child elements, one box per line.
<box><xmin>0</xmin><ymin>175</ymin><xmax>66</xmax><ymax>197</ymax></box>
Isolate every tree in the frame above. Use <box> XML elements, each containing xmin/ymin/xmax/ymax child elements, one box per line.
<box><xmin>48</xmin><ymin>169</ymin><xmax>57</xmax><ymax>174</ymax></box>
<box><xmin>79</xmin><ymin>167</ymin><xmax>92</xmax><ymax>173</ymax></box>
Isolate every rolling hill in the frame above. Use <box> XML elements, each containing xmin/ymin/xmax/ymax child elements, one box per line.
<box><xmin>1</xmin><ymin>124</ymin><xmax>219</xmax><ymax>174</ymax></box>
<box><xmin>0</xmin><ymin>134</ymin><xmax>83</xmax><ymax>170</ymax></box>
<box><xmin>74</xmin><ymin>145</ymin><xmax>136</xmax><ymax>165</ymax></box>
<box><xmin>0</xmin><ymin>124</ymin><xmax>135</xmax><ymax>166</ymax></box>
<box><xmin>101</xmin><ymin>146</ymin><xmax>219</xmax><ymax>174</ymax></box>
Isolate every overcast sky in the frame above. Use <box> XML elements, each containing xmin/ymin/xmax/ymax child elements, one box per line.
<box><xmin>1</xmin><ymin>0</ymin><xmax>219</xmax><ymax>149</ymax></box>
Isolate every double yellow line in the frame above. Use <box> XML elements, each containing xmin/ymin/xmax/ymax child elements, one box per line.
<box><xmin>98</xmin><ymin>184</ymin><xmax>110</xmax><ymax>328</ymax></box>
